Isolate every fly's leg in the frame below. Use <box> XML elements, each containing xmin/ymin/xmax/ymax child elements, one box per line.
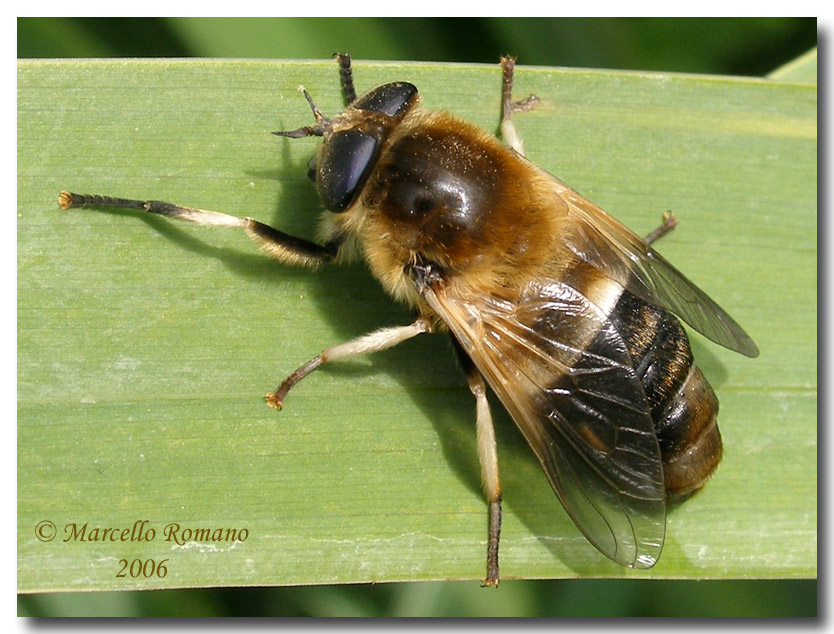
<box><xmin>497</xmin><ymin>58</ymin><xmax>678</xmax><ymax>248</ymax></box>
<box><xmin>59</xmin><ymin>191</ymin><xmax>339</xmax><ymax>268</ymax></box>
<box><xmin>643</xmin><ymin>211</ymin><xmax>678</xmax><ymax>245</ymax></box>
<box><xmin>334</xmin><ymin>52</ymin><xmax>357</xmax><ymax>105</ymax></box>
<box><xmin>267</xmin><ymin>318</ymin><xmax>432</xmax><ymax>409</ymax></box>
<box><xmin>59</xmin><ymin>190</ymin><xmax>430</xmax><ymax>409</ymax></box>
<box><xmin>500</xmin><ymin>56</ymin><xmax>540</xmax><ymax>157</ymax></box>
<box><xmin>471</xmin><ymin>366</ymin><xmax>502</xmax><ymax>588</ymax></box>
<box><xmin>453</xmin><ymin>338</ymin><xmax>502</xmax><ymax>587</ymax></box>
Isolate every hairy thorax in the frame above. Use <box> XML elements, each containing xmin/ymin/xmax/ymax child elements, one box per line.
<box><xmin>330</xmin><ymin>110</ymin><xmax>565</xmax><ymax>309</ymax></box>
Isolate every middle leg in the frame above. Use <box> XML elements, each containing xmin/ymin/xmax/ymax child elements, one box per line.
<box><xmin>267</xmin><ymin>317</ymin><xmax>432</xmax><ymax>409</ymax></box>
<box><xmin>499</xmin><ymin>56</ymin><xmax>540</xmax><ymax>158</ymax></box>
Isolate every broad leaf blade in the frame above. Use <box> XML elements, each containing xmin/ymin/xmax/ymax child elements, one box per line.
<box><xmin>18</xmin><ymin>59</ymin><xmax>816</xmax><ymax>591</ymax></box>
<box><xmin>768</xmin><ymin>47</ymin><xmax>817</xmax><ymax>84</ymax></box>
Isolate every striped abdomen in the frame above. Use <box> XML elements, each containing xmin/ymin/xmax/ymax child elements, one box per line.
<box><xmin>560</xmin><ymin>256</ymin><xmax>723</xmax><ymax>502</ymax></box>
<box><xmin>608</xmin><ymin>291</ymin><xmax>722</xmax><ymax>500</ymax></box>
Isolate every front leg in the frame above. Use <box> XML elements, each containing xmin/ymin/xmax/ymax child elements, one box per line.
<box><xmin>58</xmin><ymin>191</ymin><xmax>339</xmax><ymax>269</ymax></box>
<box><xmin>334</xmin><ymin>52</ymin><xmax>357</xmax><ymax>106</ymax></box>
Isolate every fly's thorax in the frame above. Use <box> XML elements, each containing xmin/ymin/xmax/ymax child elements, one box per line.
<box><xmin>318</xmin><ymin>99</ymin><xmax>573</xmax><ymax>309</ymax></box>
<box><xmin>353</xmin><ymin>111</ymin><xmax>559</xmax><ymax>286</ymax></box>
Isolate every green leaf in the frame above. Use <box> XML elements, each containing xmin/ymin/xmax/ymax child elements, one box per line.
<box><xmin>768</xmin><ymin>47</ymin><xmax>817</xmax><ymax>84</ymax></box>
<box><xmin>768</xmin><ymin>48</ymin><xmax>817</xmax><ymax>85</ymax></box>
<box><xmin>18</xmin><ymin>59</ymin><xmax>816</xmax><ymax>591</ymax></box>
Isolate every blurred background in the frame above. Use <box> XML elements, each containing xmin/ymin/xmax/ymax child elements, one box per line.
<box><xmin>18</xmin><ymin>17</ymin><xmax>816</xmax><ymax>617</ymax></box>
<box><xmin>20</xmin><ymin>16</ymin><xmax>815</xmax><ymax>74</ymax></box>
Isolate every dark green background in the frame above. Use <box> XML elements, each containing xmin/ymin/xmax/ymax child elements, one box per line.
<box><xmin>18</xmin><ymin>16</ymin><xmax>816</xmax><ymax>617</ymax></box>
<box><xmin>19</xmin><ymin>16</ymin><xmax>815</xmax><ymax>76</ymax></box>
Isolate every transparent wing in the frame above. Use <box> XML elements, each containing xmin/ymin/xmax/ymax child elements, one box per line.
<box><xmin>546</xmin><ymin>175</ymin><xmax>758</xmax><ymax>358</ymax></box>
<box><xmin>424</xmin><ymin>280</ymin><xmax>666</xmax><ymax>568</ymax></box>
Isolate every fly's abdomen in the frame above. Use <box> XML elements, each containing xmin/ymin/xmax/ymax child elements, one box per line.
<box><xmin>609</xmin><ymin>291</ymin><xmax>722</xmax><ymax>500</ymax></box>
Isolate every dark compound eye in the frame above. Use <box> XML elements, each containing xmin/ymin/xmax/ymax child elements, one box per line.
<box><xmin>316</xmin><ymin>129</ymin><xmax>378</xmax><ymax>213</ymax></box>
<box><xmin>352</xmin><ymin>82</ymin><xmax>419</xmax><ymax>118</ymax></box>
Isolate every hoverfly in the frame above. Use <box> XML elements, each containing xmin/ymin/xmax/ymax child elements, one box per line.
<box><xmin>59</xmin><ymin>55</ymin><xmax>758</xmax><ymax>585</ymax></box>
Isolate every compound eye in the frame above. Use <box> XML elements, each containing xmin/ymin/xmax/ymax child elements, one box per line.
<box><xmin>316</xmin><ymin>129</ymin><xmax>378</xmax><ymax>213</ymax></box>
<box><xmin>352</xmin><ymin>82</ymin><xmax>419</xmax><ymax>118</ymax></box>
